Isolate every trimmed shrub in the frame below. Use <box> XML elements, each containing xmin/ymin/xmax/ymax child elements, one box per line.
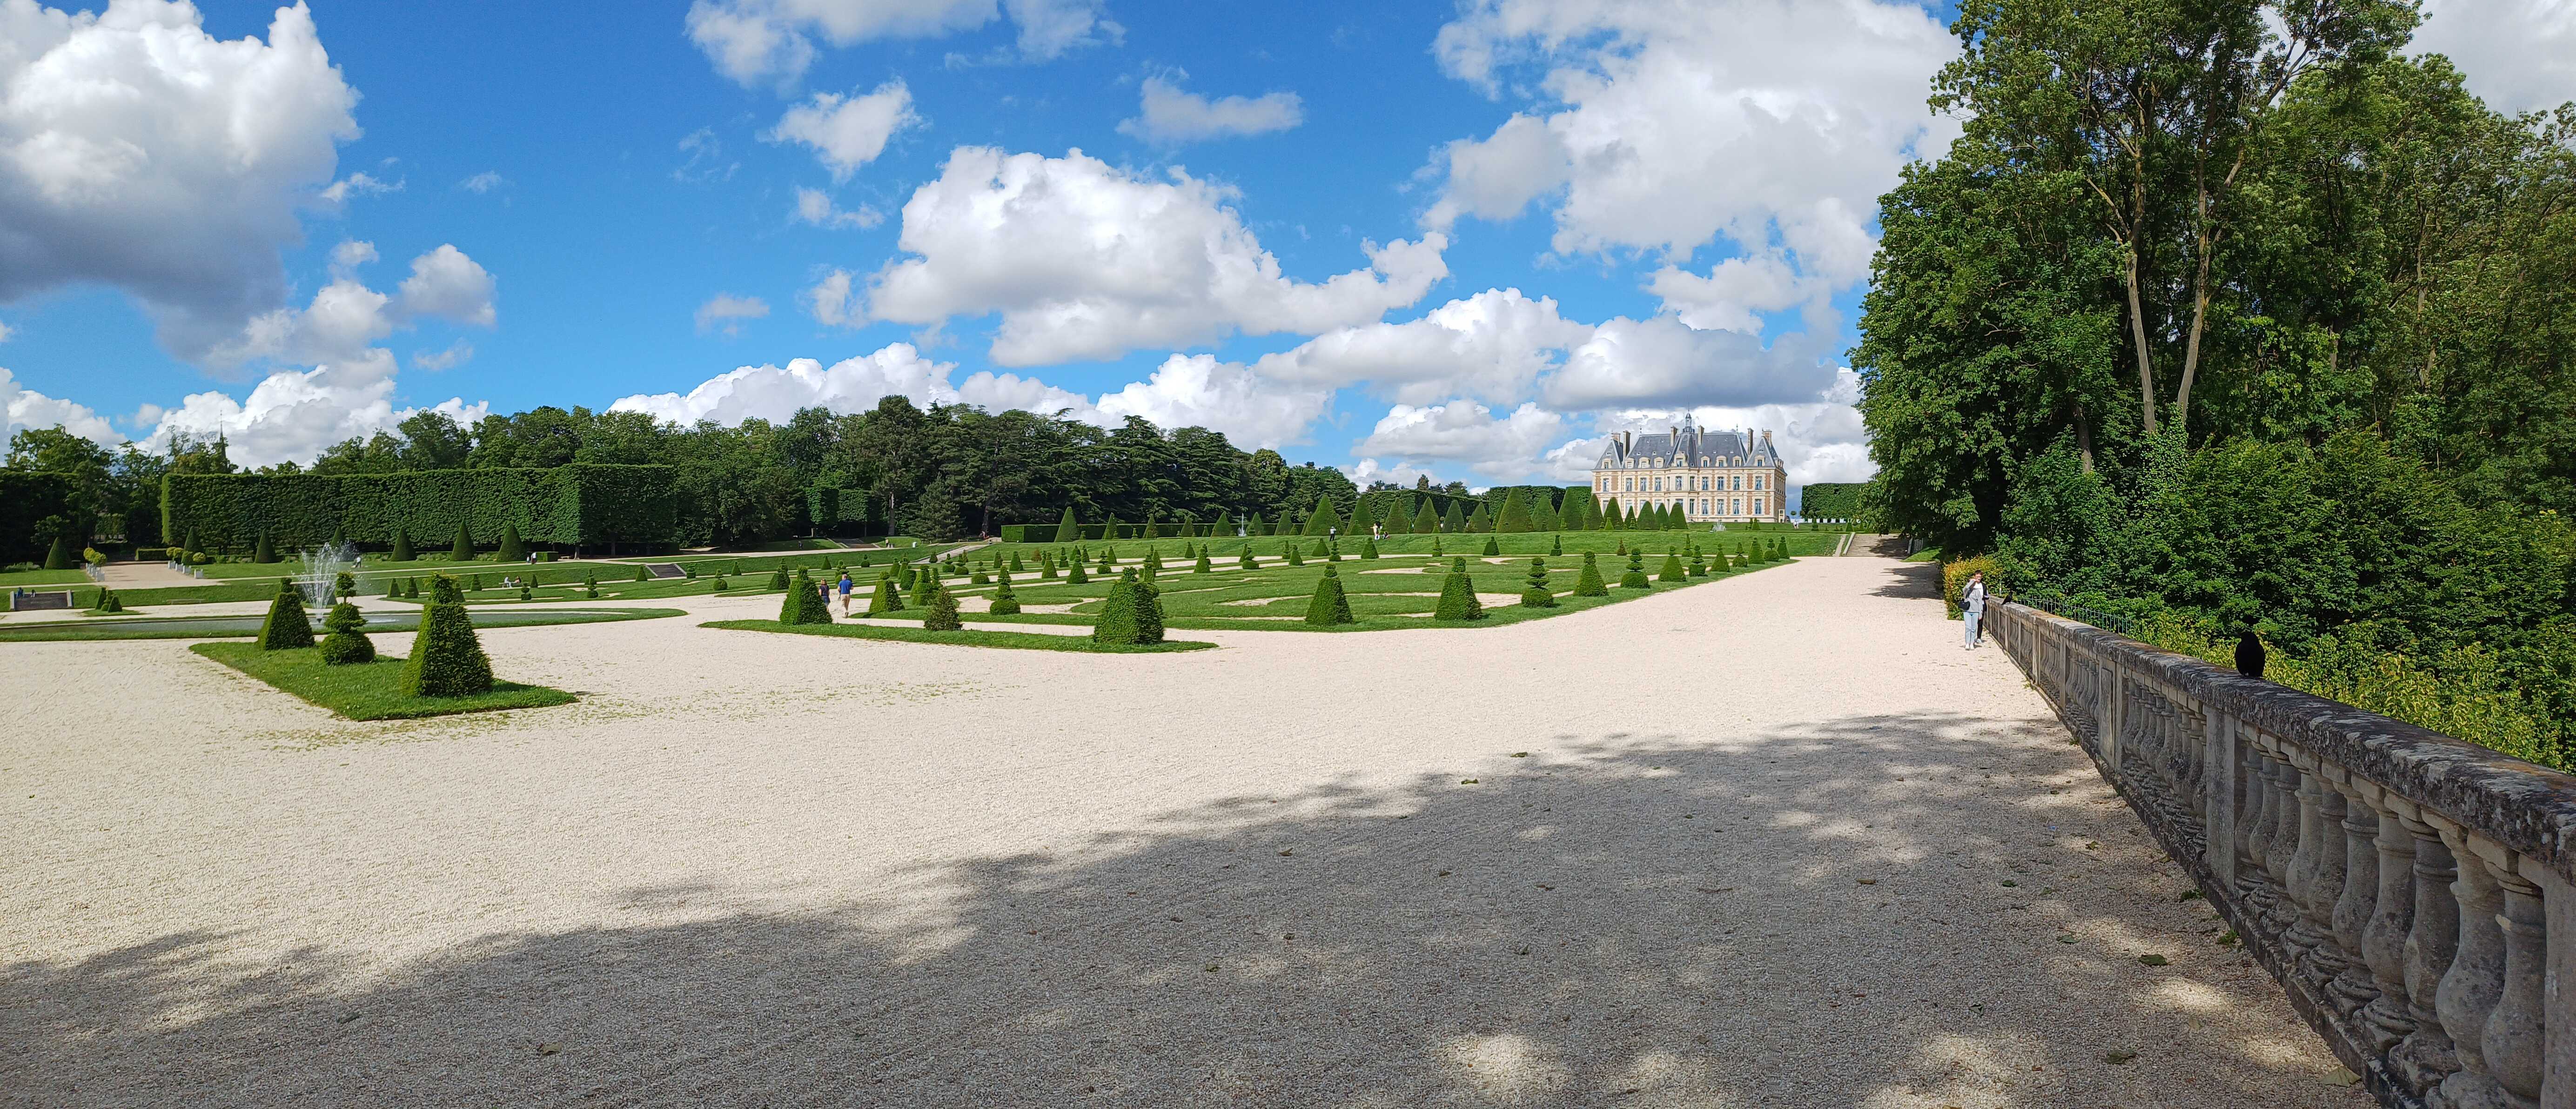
<box><xmin>1520</xmin><ymin>558</ymin><xmax>1557</xmax><ymax>607</ymax></box>
<box><xmin>1530</xmin><ymin>492</ymin><xmax>1561</xmax><ymax>532</ymax></box>
<box><xmin>1144</xmin><ymin>547</ymin><xmax>1165</xmax><ymax>576</ymax></box>
<box><xmin>769</xmin><ymin>567</ymin><xmax>791</xmax><ymax>590</ymax></box>
<box><xmin>256</xmin><ymin>582</ymin><xmax>314</xmax><ymax>650</ymax></box>
<box><xmin>1324</xmin><ymin>538</ymin><xmax>1341</xmax><ymax>561</ymax></box>
<box><xmin>1480</xmin><ymin>536</ymin><xmax>1500</xmax><ymax>557</ymax></box>
<box><xmin>319</xmin><ymin>601</ymin><xmax>375</xmax><ymax>664</ymax></box>
<box><xmin>1360</xmin><ymin>537</ymin><xmax>1380</xmax><ymax>560</ymax></box>
<box><xmin>1619</xmin><ymin>550</ymin><xmax>1650</xmax><ymax>589</ymax></box>
<box><xmin>921</xmin><ymin>583</ymin><xmax>962</xmax><ymax>631</ymax></box>
<box><xmin>1133</xmin><ymin>577</ymin><xmax>1165</xmax><ymax>644</ymax></box>
<box><xmin>1496</xmin><ymin>488</ymin><xmax>1535</xmax><ymax>533</ymax></box>
<box><xmin>1599</xmin><ymin>497</ymin><xmax>1623</xmax><ymax>531</ymax></box>
<box><xmin>1687</xmin><ymin>551</ymin><xmax>1707</xmax><ymax>577</ymax></box>
<box><xmin>1301</xmin><ymin>494</ymin><xmax>1340</xmax><ymax>537</ymax></box>
<box><xmin>1434</xmin><ymin>558</ymin><xmax>1486</xmax><ymax>621</ymax></box>
<box><xmin>1465</xmin><ymin>503</ymin><xmax>1492</xmax><ymax>533</ymax></box>
<box><xmin>865</xmin><ymin>572</ymin><xmax>903</xmax><ymax>615</ymax></box>
<box><xmin>1378</xmin><ymin>499</ymin><xmax>1409</xmax><ymax>535</ymax></box>
<box><xmin>1550</xmin><ymin>534</ymin><xmax>1563</xmax><ymax>556</ymax></box>
<box><xmin>93</xmin><ymin>589</ymin><xmax>125</xmax><ymax>614</ymax></box>
<box><xmin>634</xmin><ymin>564</ymin><xmax>651</xmax><ymax>582</ymax></box>
<box><xmin>330</xmin><ymin>570</ymin><xmax>354</xmax><ymax>601</ymax></box>
<box><xmin>1442</xmin><ymin>501</ymin><xmax>1468</xmax><ymax>534</ymax></box>
<box><xmin>1067</xmin><ymin>559</ymin><xmax>1090</xmax><ymax>585</ymax></box>
<box><xmin>1304</xmin><ymin>564</ymin><xmax>1355</xmax><ymax>625</ymax></box>
<box><xmin>1617</xmin><ymin>538</ymin><xmax>1629</xmax><ymax>556</ymax></box>
<box><xmin>1195</xmin><ymin>549</ymin><xmax>1214</xmax><ymax>573</ymax></box>
<box><xmin>1093</xmin><ymin>570</ymin><xmax>1142</xmax><ymax>643</ymax></box>
<box><xmin>1429</xmin><ymin>535</ymin><xmax>1444</xmax><ymax>557</ymax></box>
<box><xmin>1040</xmin><ymin>552</ymin><xmax>1059</xmax><ymax>580</ymax></box>
<box><xmin>586</xmin><ymin>574</ymin><xmax>601</xmax><ymax>599</ymax></box>
<box><xmin>1942</xmin><ymin>554</ymin><xmax>2000</xmax><ymax>620</ymax></box>
<box><xmin>1658</xmin><ymin>551</ymin><xmax>1686</xmax><ymax>581</ymax></box>
<box><xmin>390</xmin><ymin>528</ymin><xmax>415</xmax><ymax>561</ymax></box>
<box><xmin>1573</xmin><ymin>552</ymin><xmax>1609</xmax><ymax>595</ymax></box>
<box><xmin>989</xmin><ymin>574</ymin><xmax>1021</xmax><ymax>615</ymax></box>
<box><xmin>496</xmin><ymin>522</ymin><xmax>526</xmax><ymax>562</ymax></box>
<box><xmin>1346</xmin><ymin>497</ymin><xmax>1375</xmax><ymax>537</ymax></box>
<box><xmin>402</xmin><ymin>575</ymin><xmax>494</xmax><ymax>696</ymax></box>
<box><xmin>1411</xmin><ymin>499</ymin><xmax>1441</xmax><ymax>534</ymax></box>
<box><xmin>1009</xmin><ymin>550</ymin><xmax>1026</xmax><ymax>572</ymax></box>
<box><xmin>1285</xmin><ymin>542</ymin><xmax>1305</xmax><ymax>567</ymax></box>
<box><xmin>972</xmin><ymin>568</ymin><xmax>990</xmax><ymax>585</ymax></box>
<box><xmin>253</xmin><ymin>531</ymin><xmax>277</xmax><ymax>564</ymax></box>
<box><xmin>450</xmin><ymin>522</ymin><xmax>474</xmax><ymax>561</ymax></box>
<box><xmin>1054</xmin><ymin>507</ymin><xmax>1080</xmax><ymax>543</ymax></box>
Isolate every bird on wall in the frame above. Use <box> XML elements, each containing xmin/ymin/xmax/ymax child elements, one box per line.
<box><xmin>2236</xmin><ymin>630</ymin><xmax>2267</xmax><ymax>680</ymax></box>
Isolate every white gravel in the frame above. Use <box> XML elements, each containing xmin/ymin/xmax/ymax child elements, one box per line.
<box><xmin>0</xmin><ymin>557</ymin><xmax>2365</xmax><ymax>1108</ymax></box>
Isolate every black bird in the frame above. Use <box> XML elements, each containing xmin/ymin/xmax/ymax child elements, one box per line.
<box><xmin>2235</xmin><ymin>630</ymin><xmax>2267</xmax><ymax>679</ymax></box>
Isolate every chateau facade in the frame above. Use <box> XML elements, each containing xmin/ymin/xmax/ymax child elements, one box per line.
<box><xmin>1591</xmin><ymin>420</ymin><xmax>1788</xmax><ymax>523</ymax></box>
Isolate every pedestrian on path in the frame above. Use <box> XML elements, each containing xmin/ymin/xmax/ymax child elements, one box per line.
<box><xmin>838</xmin><ymin>572</ymin><xmax>854</xmax><ymax>615</ymax></box>
<box><xmin>1961</xmin><ymin>571</ymin><xmax>1986</xmax><ymax>649</ymax></box>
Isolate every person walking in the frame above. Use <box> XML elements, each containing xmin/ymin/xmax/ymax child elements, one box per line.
<box><xmin>1961</xmin><ymin>571</ymin><xmax>1987</xmax><ymax>650</ymax></box>
<box><xmin>838</xmin><ymin>572</ymin><xmax>855</xmax><ymax>615</ymax></box>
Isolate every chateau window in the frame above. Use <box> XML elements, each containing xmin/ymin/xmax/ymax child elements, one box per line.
<box><xmin>1753</xmin><ymin>476</ymin><xmax>1764</xmax><ymax>491</ymax></box>
<box><xmin>1755</xmin><ymin>498</ymin><xmax>1765</xmax><ymax>515</ymax></box>
<box><xmin>1732</xmin><ymin>498</ymin><xmax>1742</xmax><ymax>514</ymax></box>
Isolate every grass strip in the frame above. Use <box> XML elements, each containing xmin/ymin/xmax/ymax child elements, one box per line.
<box><xmin>190</xmin><ymin>641</ymin><xmax>576</xmax><ymax>720</ymax></box>
<box><xmin>702</xmin><ymin>618</ymin><xmax>1216</xmax><ymax>653</ymax></box>
<box><xmin>0</xmin><ymin>607</ymin><xmax>681</xmax><ymax>642</ymax></box>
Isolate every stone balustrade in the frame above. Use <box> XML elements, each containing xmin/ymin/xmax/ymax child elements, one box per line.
<box><xmin>1988</xmin><ymin>601</ymin><xmax>2576</xmax><ymax>1109</ymax></box>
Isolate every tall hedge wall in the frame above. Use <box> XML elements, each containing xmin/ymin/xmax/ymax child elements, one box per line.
<box><xmin>0</xmin><ymin>471</ymin><xmax>78</xmax><ymax>563</ymax></box>
<box><xmin>1357</xmin><ymin>489</ymin><xmax>1476</xmax><ymax>528</ymax></box>
<box><xmin>161</xmin><ymin>465</ymin><xmax>678</xmax><ymax>551</ymax></box>
<box><xmin>1798</xmin><ymin>482</ymin><xmax>1869</xmax><ymax>520</ymax></box>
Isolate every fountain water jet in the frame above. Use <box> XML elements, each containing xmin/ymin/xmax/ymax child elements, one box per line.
<box><xmin>292</xmin><ymin>542</ymin><xmax>360</xmax><ymax>607</ymax></box>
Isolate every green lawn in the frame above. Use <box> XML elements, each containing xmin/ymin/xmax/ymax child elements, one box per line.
<box><xmin>0</xmin><ymin>568</ymin><xmax>90</xmax><ymax>587</ymax></box>
<box><xmin>0</xmin><ymin>606</ymin><xmax>681</xmax><ymax>642</ymax></box>
<box><xmin>849</xmin><ymin>533</ymin><xmax>1797</xmax><ymax>633</ymax></box>
<box><xmin>189</xmin><ymin>641</ymin><xmax>576</xmax><ymax>720</ymax></box>
<box><xmin>702</xmin><ymin>619</ymin><xmax>1216</xmax><ymax>653</ymax></box>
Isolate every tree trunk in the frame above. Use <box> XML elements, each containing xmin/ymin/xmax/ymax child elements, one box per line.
<box><xmin>2126</xmin><ymin>249</ymin><xmax>2158</xmax><ymax>436</ymax></box>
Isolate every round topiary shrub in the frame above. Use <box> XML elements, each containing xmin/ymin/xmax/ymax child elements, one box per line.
<box><xmin>1619</xmin><ymin>550</ymin><xmax>1650</xmax><ymax>589</ymax></box>
<box><xmin>256</xmin><ymin>581</ymin><xmax>315</xmax><ymax>650</ymax></box>
<box><xmin>402</xmin><ymin>575</ymin><xmax>493</xmax><ymax>696</ymax></box>
<box><xmin>988</xmin><ymin>574</ymin><xmax>1021</xmax><ymax>615</ymax></box>
<box><xmin>319</xmin><ymin>602</ymin><xmax>375</xmax><ymax>665</ymax></box>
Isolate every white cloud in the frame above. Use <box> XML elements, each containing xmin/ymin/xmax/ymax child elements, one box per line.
<box><xmin>767</xmin><ymin>80</ymin><xmax>921</xmax><ymax>180</ymax></box>
<box><xmin>0</xmin><ymin>365</ymin><xmax>118</xmax><ymax>446</ymax></box>
<box><xmin>685</xmin><ymin>0</ymin><xmax>1114</xmax><ymax>87</ymax></box>
<box><xmin>803</xmin><ymin>268</ymin><xmax>859</xmax><ymax>325</ymax></box>
<box><xmin>0</xmin><ymin>0</ymin><xmax>362</xmax><ymax>359</ymax></box>
<box><xmin>674</xmin><ymin>127</ymin><xmax>738</xmax><ymax>184</ymax></box>
<box><xmin>137</xmin><ymin>381</ymin><xmax>487</xmax><ymax>471</ymax></box>
<box><xmin>1644</xmin><ymin>251</ymin><xmax>1817</xmax><ymax>334</ymax></box>
<box><xmin>394</xmin><ymin>245</ymin><xmax>498</xmax><ymax>328</ymax></box>
<box><xmin>1116</xmin><ymin>75</ymin><xmax>1303</xmax><ymax>144</ymax></box>
<box><xmin>1355</xmin><ymin>400</ymin><xmax>1566</xmax><ymax>476</ymax></box>
<box><xmin>317</xmin><ymin>171</ymin><xmax>399</xmax><ymax>206</ymax></box>
<box><xmin>1543</xmin><ymin>314</ymin><xmax>1835</xmax><ymax>411</ymax></box>
<box><xmin>413</xmin><ymin>339</ymin><xmax>473</xmax><ymax>371</ymax></box>
<box><xmin>1251</xmin><ymin>287</ymin><xmax>1591</xmax><ymax>405</ymax></box>
<box><xmin>2414</xmin><ymin>0</ymin><xmax>2576</xmax><ymax>114</ymax></box>
<box><xmin>861</xmin><ymin>147</ymin><xmax>1449</xmax><ymax>365</ymax></box>
<box><xmin>609</xmin><ymin>344</ymin><xmax>957</xmax><ymax>426</ymax></box>
<box><xmin>327</xmin><ymin>239</ymin><xmax>378</xmax><ymax>277</ymax></box>
<box><xmin>695</xmin><ymin>293</ymin><xmax>771</xmax><ymax>336</ymax></box>
<box><xmin>1339</xmin><ymin>457</ymin><xmax>1445</xmax><ymax>490</ymax></box>
<box><xmin>793</xmin><ymin>187</ymin><xmax>883</xmax><ymax>229</ymax></box>
<box><xmin>459</xmin><ymin>171</ymin><xmax>506</xmax><ymax>194</ymax></box>
<box><xmin>0</xmin><ymin>321</ymin><xmax>12</xmax><ymax>343</ymax></box>
<box><xmin>1095</xmin><ymin>354</ymin><xmax>1332</xmax><ymax>448</ymax></box>
<box><xmin>1425</xmin><ymin>0</ymin><xmax>1955</xmax><ymax>321</ymax></box>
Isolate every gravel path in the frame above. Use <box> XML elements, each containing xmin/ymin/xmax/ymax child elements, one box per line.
<box><xmin>0</xmin><ymin>555</ymin><xmax>2366</xmax><ymax>1108</ymax></box>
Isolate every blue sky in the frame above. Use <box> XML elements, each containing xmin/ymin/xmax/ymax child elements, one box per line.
<box><xmin>1</xmin><ymin>0</ymin><xmax>2566</xmax><ymax>490</ymax></box>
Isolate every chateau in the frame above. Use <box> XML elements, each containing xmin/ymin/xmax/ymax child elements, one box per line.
<box><xmin>1591</xmin><ymin>419</ymin><xmax>1788</xmax><ymax>523</ymax></box>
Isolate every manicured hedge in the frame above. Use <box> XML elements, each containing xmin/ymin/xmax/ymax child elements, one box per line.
<box><xmin>1798</xmin><ymin>482</ymin><xmax>1868</xmax><ymax>521</ymax></box>
<box><xmin>0</xmin><ymin>471</ymin><xmax>79</xmax><ymax>562</ymax></box>
<box><xmin>162</xmin><ymin>464</ymin><xmax>678</xmax><ymax>552</ymax></box>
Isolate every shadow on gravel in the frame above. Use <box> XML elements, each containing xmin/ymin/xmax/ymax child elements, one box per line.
<box><xmin>1871</xmin><ymin>558</ymin><xmax>1945</xmax><ymax>601</ymax></box>
<box><xmin>5</xmin><ymin>713</ymin><xmax>2349</xmax><ymax>1109</ymax></box>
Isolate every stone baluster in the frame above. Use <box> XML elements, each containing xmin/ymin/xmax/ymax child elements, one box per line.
<box><xmin>2282</xmin><ymin>757</ymin><xmax>2328</xmax><ymax>967</ymax></box>
<box><xmin>2295</xmin><ymin>772</ymin><xmax>2355</xmax><ymax>990</ymax></box>
<box><xmin>2433</xmin><ymin>825</ymin><xmax>2514</xmax><ymax>1109</ymax></box>
<box><xmin>2204</xmin><ymin>708</ymin><xmax>2239</xmax><ymax>889</ymax></box>
<box><xmin>2176</xmin><ymin>701</ymin><xmax>2207</xmax><ymax>818</ymax></box>
<box><xmin>2354</xmin><ymin>788</ymin><xmax>2420</xmax><ymax>1051</ymax></box>
<box><xmin>2327</xmin><ymin>776</ymin><xmax>2382</xmax><ymax>1012</ymax></box>
<box><xmin>2266</xmin><ymin>755</ymin><xmax>2306</xmax><ymax>918</ymax></box>
<box><xmin>2241</xmin><ymin>745</ymin><xmax>2276</xmax><ymax>879</ymax></box>
<box><xmin>2482</xmin><ymin>863</ymin><xmax>2547</xmax><ymax>1107</ymax></box>
<box><xmin>2390</xmin><ymin>808</ymin><xmax>2460</xmax><ymax>1094</ymax></box>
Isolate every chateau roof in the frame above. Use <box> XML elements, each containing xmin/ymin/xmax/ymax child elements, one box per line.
<box><xmin>1597</xmin><ymin>424</ymin><xmax>1779</xmax><ymax>469</ymax></box>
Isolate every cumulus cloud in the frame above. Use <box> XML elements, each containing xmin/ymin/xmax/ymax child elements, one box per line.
<box><xmin>1543</xmin><ymin>315</ymin><xmax>1836</xmax><ymax>412</ymax></box>
<box><xmin>605</xmin><ymin>341</ymin><xmax>1099</xmax><ymax>428</ymax></box>
<box><xmin>0</xmin><ymin>365</ymin><xmax>118</xmax><ymax>446</ymax></box>
<box><xmin>1116</xmin><ymin>75</ymin><xmax>1303</xmax><ymax>144</ymax></box>
<box><xmin>694</xmin><ymin>294</ymin><xmax>771</xmax><ymax>336</ymax></box>
<box><xmin>767</xmin><ymin>80</ymin><xmax>921</xmax><ymax>180</ymax></box>
<box><xmin>803</xmin><ymin>268</ymin><xmax>859</xmax><ymax>325</ymax></box>
<box><xmin>1425</xmin><ymin>0</ymin><xmax>1954</xmax><ymax>321</ymax></box>
<box><xmin>318</xmin><ymin>171</ymin><xmax>399</xmax><ymax>206</ymax></box>
<box><xmin>0</xmin><ymin>321</ymin><xmax>12</xmax><ymax>343</ymax></box>
<box><xmin>1095</xmin><ymin>354</ymin><xmax>1333</xmax><ymax>448</ymax></box>
<box><xmin>2413</xmin><ymin>0</ymin><xmax>2576</xmax><ymax>114</ymax></box>
<box><xmin>395</xmin><ymin>245</ymin><xmax>498</xmax><ymax>327</ymax></box>
<box><xmin>860</xmin><ymin>147</ymin><xmax>1449</xmax><ymax>365</ymax></box>
<box><xmin>686</xmin><ymin>0</ymin><xmax>1116</xmax><ymax>87</ymax></box>
<box><xmin>0</xmin><ymin>0</ymin><xmax>362</xmax><ymax>359</ymax></box>
<box><xmin>458</xmin><ymin>171</ymin><xmax>507</xmax><ymax>194</ymax></box>
<box><xmin>793</xmin><ymin>187</ymin><xmax>883</xmax><ymax>229</ymax></box>
<box><xmin>1356</xmin><ymin>400</ymin><xmax>1565</xmax><ymax>472</ymax></box>
<box><xmin>413</xmin><ymin>339</ymin><xmax>473</xmax><ymax>371</ymax></box>
<box><xmin>1251</xmin><ymin>287</ymin><xmax>1591</xmax><ymax>406</ymax></box>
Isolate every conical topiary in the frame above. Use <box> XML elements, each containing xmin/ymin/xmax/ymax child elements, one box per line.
<box><xmin>1616</xmin><ymin>538</ymin><xmax>1629</xmax><ymax>556</ymax></box>
<box><xmin>1412</xmin><ymin>498</ymin><xmax>1441</xmax><ymax>535</ymax></box>
<box><xmin>94</xmin><ymin>588</ymin><xmax>124</xmax><ymax>614</ymax></box>
<box><xmin>1480</xmin><ymin>535</ymin><xmax>1500</xmax><ymax>557</ymax></box>
<box><xmin>496</xmin><ymin>522</ymin><xmax>526</xmax><ymax>562</ymax></box>
<box><xmin>972</xmin><ymin>568</ymin><xmax>990</xmax><ymax>585</ymax></box>
<box><xmin>40</xmin><ymin>534</ymin><xmax>74</xmax><ymax>571</ymax></box>
<box><xmin>1496</xmin><ymin>488</ymin><xmax>1534</xmax><ymax>533</ymax></box>
<box><xmin>1009</xmin><ymin>551</ymin><xmax>1026</xmax><ymax>572</ymax></box>
<box><xmin>1325</xmin><ymin>538</ymin><xmax>1341</xmax><ymax>562</ymax></box>
<box><xmin>1620</xmin><ymin>549</ymin><xmax>1650</xmax><ymax>589</ymax></box>
<box><xmin>920</xmin><ymin>582</ymin><xmax>962</xmax><ymax>631</ymax></box>
<box><xmin>1360</xmin><ymin>537</ymin><xmax>1380</xmax><ymax>560</ymax></box>
<box><xmin>1429</xmin><ymin>535</ymin><xmax>1443</xmax><ymax>557</ymax></box>
<box><xmin>1347</xmin><ymin>498</ymin><xmax>1376</xmax><ymax>537</ymax></box>
<box><xmin>1442</xmin><ymin>501</ymin><xmax>1468</xmax><ymax>534</ymax></box>
<box><xmin>1304</xmin><ymin>563</ymin><xmax>1355</xmax><ymax>625</ymax></box>
<box><xmin>450</xmin><ymin>522</ymin><xmax>474</xmax><ymax>561</ymax></box>
<box><xmin>769</xmin><ymin>566</ymin><xmax>791</xmax><ymax>590</ymax></box>
<box><xmin>1040</xmin><ymin>551</ymin><xmax>1059</xmax><ymax>580</ymax></box>
<box><xmin>1285</xmin><ymin>542</ymin><xmax>1304</xmax><ymax>567</ymax></box>
<box><xmin>1687</xmin><ymin>551</ymin><xmax>1708</xmax><ymax>576</ymax></box>
<box><xmin>390</xmin><ymin>528</ymin><xmax>415</xmax><ymax>562</ymax></box>
<box><xmin>256</xmin><ymin>581</ymin><xmax>314</xmax><ymax>650</ymax></box>
<box><xmin>1433</xmin><ymin>557</ymin><xmax>1486</xmax><ymax>621</ymax></box>
<box><xmin>253</xmin><ymin>531</ymin><xmax>276</xmax><ymax>564</ymax></box>
<box><xmin>989</xmin><ymin>573</ymin><xmax>1021</xmax><ymax>615</ymax></box>
<box><xmin>1302</xmin><ymin>494</ymin><xmax>1340</xmax><ymax>537</ymax></box>
<box><xmin>1378</xmin><ymin>498</ymin><xmax>1409</xmax><ymax>535</ymax></box>
<box><xmin>1520</xmin><ymin>557</ymin><xmax>1556</xmax><ymax>607</ymax></box>
<box><xmin>865</xmin><ymin>571</ymin><xmax>903</xmax><ymax>615</ymax></box>
<box><xmin>1550</xmin><ymin>534</ymin><xmax>1563</xmax><ymax>556</ymax></box>
<box><xmin>1659</xmin><ymin>551</ymin><xmax>1686</xmax><ymax>581</ymax></box>
<box><xmin>586</xmin><ymin>573</ymin><xmax>601</xmax><ymax>598</ymax></box>
<box><xmin>1093</xmin><ymin>568</ymin><xmax>1163</xmax><ymax>645</ymax></box>
<box><xmin>1239</xmin><ymin>548</ymin><xmax>1259</xmax><ymax>570</ymax></box>
<box><xmin>1195</xmin><ymin>549</ymin><xmax>1213</xmax><ymax>573</ymax></box>
<box><xmin>402</xmin><ymin>575</ymin><xmax>493</xmax><ymax>696</ymax></box>
<box><xmin>1573</xmin><ymin>551</ymin><xmax>1609</xmax><ymax>596</ymax></box>
<box><xmin>1464</xmin><ymin>503</ymin><xmax>1492</xmax><ymax>533</ymax></box>
<box><xmin>1067</xmin><ymin>559</ymin><xmax>1090</xmax><ymax>585</ymax></box>
<box><xmin>319</xmin><ymin>601</ymin><xmax>375</xmax><ymax>665</ymax></box>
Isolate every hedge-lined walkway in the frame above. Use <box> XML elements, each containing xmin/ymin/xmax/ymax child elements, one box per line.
<box><xmin>0</xmin><ymin>555</ymin><xmax>2363</xmax><ymax>1107</ymax></box>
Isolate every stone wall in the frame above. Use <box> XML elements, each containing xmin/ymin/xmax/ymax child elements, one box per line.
<box><xmin>1988</xmin><ymin>601</ymin><xmax>2576</xmax><ymax>1109</ymax></box>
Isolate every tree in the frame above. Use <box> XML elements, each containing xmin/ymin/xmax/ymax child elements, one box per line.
<box><xmin>253</xmin><ymin>531</ymin><xmax>276</xmax><ymax>564</ymax></box>
<box><xmin>1302</xmin><ymin>493</ymin><xmax>1340</xmax><ymax>536</ymax></box>
<box><xmin>42</xmin><ymin>531</ymin><xmax>72</xmax><ymax>570</ymax></box>
<box><xmin>1496</xmin><ymin>488</ymin><xmax>1534</xmax><ymax>533</ymax></box>
<box><xmin>1599</xmin><ymin>498</ymin><xmax>1623</xmax><ymax>531</ymax></box>
<box><xmin>1360</xmin><ymin>537</ymin><xmax>1380</xmax><ymax>560</ymax></box>
<box><xmin>1413</xmin><ymin>498</ymin><xmax>1442</xmax><ymax>534</ymax></box>
<box><xmin>390</xmin><ymin>528</ymin><xmax>415</xmax><ymax>562</ymax></box>
<box><xmin>867</xmin><ymin>571</ymin><xmax>905</xmax><ymax>615</ymax></box>
<box><xmin>1465</xmin><ymin>503</ymin><xmax>1492</xmax><ymax>533</ymax></box>
<box><xmin>496</xmin><ymin>521</ymin><xmax>527</xmax><ymax>562</ymax></box>
<box><xmin>1094</xmin><ymin>569</ymin><xmax>1166</xmax><ymax>644</ymax></box>
<box><xmin>402</xmin><ymin>575</ymin><xmax>494</xmax><ymax>696</ymax></box>
<box><xmin>1561</xmin><ymin>487</ymin><xmax>1598</xmax><ymax>531</ymax></box>
<box><xmin>1574</xmin><ymin>552</ymin><xmax>1610</xmax><ymax>596</ymax></box>
<box><xmin>1304</xmin><ymin>564</ymin><xmax>1355</xmax><ymax>625</ymax></box>
<box><xmin>1434</xmin><ymin>558</ymin><xmax>1487</xmax><ymax>621</ymax></box>
<box><xmin>450</xmin><ymin>522</ymin><xmax>474</xmax><ymax>561</ymax></box>
<box><xmin>1378</xmin><ymin>495</ymin><xmax>1411</xmax><ymax>535</ymax></box>
<box><xmin>1442</xmin><ymin>501</ymin><xmax>1468</xmax><ymax>534</ymax></box>
<box><xmin>1347</xmin><ymin>496</ymin><xmax>1376</xmax><ymax>537</ymax></box>
<box><xmin>1519</xmin><ymin>558</ymin><xmax>1556</xmax><ymax>607</ymax></box>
